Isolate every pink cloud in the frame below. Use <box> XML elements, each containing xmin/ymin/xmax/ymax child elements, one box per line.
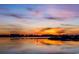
<box><xmin>44</xmin><ymin>8</ymin><xmax>77</xmax><ymax>19</ymax></box>
<box><xmin>26</xmin><ymin>6</ymin><xmax>78</xmax><ymax>20</ymax></box>
<box><xmin>54</xmin><ymin>10</ymin><xmax>76</xmax><ymax>19</ymax></box>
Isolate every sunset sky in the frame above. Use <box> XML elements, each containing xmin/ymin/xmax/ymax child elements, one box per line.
<box><xmin>0</xmin><ymin>4</ymin><xmax>79</xmax><ymax>35</ymax></box>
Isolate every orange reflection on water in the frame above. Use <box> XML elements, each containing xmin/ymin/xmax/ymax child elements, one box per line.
<box><xmin>16</xmin><ymin>38</ymin><xmax>79</xmax><ymax>47</ymax></box>
<box><xmin>16</xmin><ymin>38</ymin><xmax>64</xmax><ymax>45</ymax></box>
<box><xmin>37</xmin><ymin>39</ymin><xmax>64</xmax><ymax>45</ymax></box>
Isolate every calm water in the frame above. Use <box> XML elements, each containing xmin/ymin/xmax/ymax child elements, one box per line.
<box><xmin>0</xmin><ymin>37</ymin><xmax>79</xmax><ymax>54</ymax></box>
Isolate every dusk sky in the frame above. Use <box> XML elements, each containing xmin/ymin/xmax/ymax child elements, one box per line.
<box><xmin>0</xmin><ymin>4</ymin><xmax>79</xmax><ymax>34</ymax></box>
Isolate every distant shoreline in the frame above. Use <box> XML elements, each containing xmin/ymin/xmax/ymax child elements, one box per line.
<box><xmin>0</xmin><ymin>34</ymin><xmax>79</xmax><ymax>41</ymax></box>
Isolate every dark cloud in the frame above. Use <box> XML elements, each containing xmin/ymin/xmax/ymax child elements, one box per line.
<box><xmin>40</xmin><ymin>28</ymin><xmax>52</xmax><ymax>31</ymax></box>
<box><xmin>0</xmin><ymin>8</ymin><xmax>9</xmax><ymax>11</ymax></box>
<box><xmin>0</xmin><ymin>13</ymin><xmax>24</xmax><ymax>19</ymax></box>
<box><xmin>61</xmin><ymin>24</ymin><xmax>79</xmax><ymax>27</ymax></box>
<box><xmin>7</xmin><ymin>14</ymin><xmax>23</xmax><ymax>19</ymax></box>
<box><xmin>44</xmin><ymin>16</ymin><xmax>63</xmax><ymax>20</ymax></box>
<box><xmin>26</xmin><ymin>8</ymin><xmax>34</xmax><ymax>11</ymax></box>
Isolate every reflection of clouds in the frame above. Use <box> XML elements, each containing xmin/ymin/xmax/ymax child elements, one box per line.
<box><xmin>0</xmin><ymin>38</ymin><xmax>79</xmax><ymax>53</ymax></box>
<box><xmin>12</xmin><ymin>39</ymin><xmax>79</xmax><ymax>53</ymax></box>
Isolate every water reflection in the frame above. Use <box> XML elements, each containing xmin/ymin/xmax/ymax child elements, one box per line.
<box><xmin>0</xmin><ymin>37</ymin><xmax>79</xmax><ymax>54</ymax></box>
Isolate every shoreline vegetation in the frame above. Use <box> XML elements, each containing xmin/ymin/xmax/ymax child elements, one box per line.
<box><xmin>0</xmin><ymin>34</ymin><xmax>79</xmax><ymax>41</ymax></box>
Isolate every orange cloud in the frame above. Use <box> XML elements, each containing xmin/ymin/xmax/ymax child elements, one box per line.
<box><xmin>36</xmin><ymin>27</ymin><xmax>79</xmax><ymax>35</ymax></box>
<box><xmin>37</xmin><ymin>28</ymin><xmax>64</xmax><ymax>35</ymax></box>
<box><xmin>55</xmin><ymin>10</ymin><xmax>76</xmax><ymax>19</ymax></box>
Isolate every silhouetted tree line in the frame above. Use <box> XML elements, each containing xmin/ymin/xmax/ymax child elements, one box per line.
<box><xmin>0</xmin><ymin>34</ymin><xmax>79</xmax><ymax>41</ymax></box>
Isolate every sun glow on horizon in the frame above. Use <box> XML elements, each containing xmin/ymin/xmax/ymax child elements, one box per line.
<box><xmin>37</xmin><ymin>28</ymin><xmax>64</xmax><ymax>35</ymax></box>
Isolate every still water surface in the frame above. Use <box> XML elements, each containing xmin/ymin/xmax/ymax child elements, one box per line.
<box><xmin>0</xmin><ymin>37</ymin><xmax>79</xmax><ymax>54</ymax></box>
